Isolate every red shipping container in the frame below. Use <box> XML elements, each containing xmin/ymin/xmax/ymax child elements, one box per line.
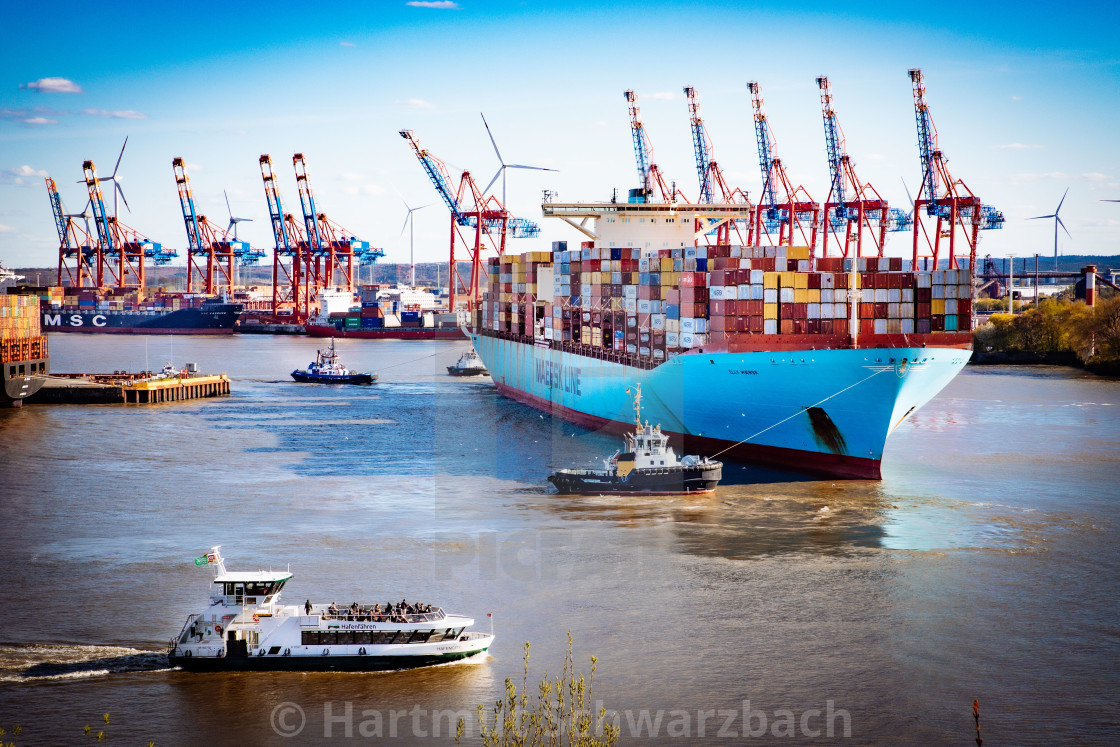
<box><xmin>917</xmin><ymin>302</ymin><xmax>931</xmax><ymax>318</ymax></box>
<box><xmin>710</xmin><ymin>315</ymin><xmax>726</xmax><ymax>332</ymax></box>
<box><xmin>793</xmin><ymin>303</ymin><xmax>808</xmax><ymax>319</ymax></box>
<box><xmin>760</xmin><ymin>258</ymin><xmax>776</xmax><ymax>272</ymax></box>
<box><xmin>835</xmin><ymin>273</ymin><xmax>848</xmax><ymax>289</ymax></box>
<box><xmin>958</xmin><ymin>299</ymin><xmax>971</xmax><ymax>316</ymax></box>
<box><xmin>820</xmin><ymin>319</ymin><xmax>833</xmax><ymax>334</ymax></box>
<box><xmin>807</xmin><ymin>319</ymin><xmax>820</xmax><ymax>334</ymax></box>
<box><xmin>916</xmin><ymin>287</ymin><xmax>931</xmax><ymax>303</ymax></box>
<box><xmin>889</xmin><ymin>257</ymin><xmax>902</xmax><ymax>272</ymax></box>
<box><xmin>710</xmin><ymin>300</ymin><xmax>726</xmax><ymax>316</ymax></box>
<box><xmin>780</xmin><ymin>319</ymin><xmax>794</xmax><ymax>334</ymax></box>
<box><xmin>931</xmin><ymin>315</ymin><xmax>945</xmax><ymax>332</ymax></box>
<box><xmin>874</xmin><ymin>302</ymin><xmax>888</xmax><ymax>318</ymax></box>
<box><xmin>749</xmin><ymin>316</ymin><xmax>764</xmax><ymax>332</ymax></box>
<box><xmin>734</xmin><ymin>316</ymin><xmax>746</xmax><ymax>332</ymax></box>
<box><xmin>710</xmin><ymin>269</ymin><xmax>726</xmax><ymax>285</ymax></box>
<box><xmin>917</xmin><ymin>318</ymin><xmax>931</xmax><ymax>334</ymax></box>
<box><xmin>860</xmin><ymin>319</ymin><xmax>874</xmax><ymax>335</ymax></box>
<box><xmin>861</xmin><ymin>272</ymin><xmax>875</xmax><ymax>289</ymax></box>
<box><xmin>781</xmin><ymin>302</ymin><xmax>794</xmax><ymax>318</ymax></box>
<box><xmin>808</xmin><ymin>273</ymin><xmax>821</xmax><ymax>290</ymax></box>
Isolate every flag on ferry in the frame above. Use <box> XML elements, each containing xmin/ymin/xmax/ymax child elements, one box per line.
<box><xmin>486</xmin><ymin>613</ymin><xmax>492</xmax><ymax>617</ymax></box>
<box><xmin>194</xmin><ymin>553</ymin><xmax>217</xmax><ymax>566</ymax></box>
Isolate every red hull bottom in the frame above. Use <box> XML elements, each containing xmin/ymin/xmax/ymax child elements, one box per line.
<box><xmin>46</xmin><ymin>328</ymin><xmax>234</xmax><ymax>335</ymax></box>
<box><xmin>494</xmin><ymin>382</ymin><xmax>882</xmax><ymax>481</ymax></box>
<box><xmin>306</xmin><ymin>324</ymin><xmax>465</xmax><ymax>340</ymax></box>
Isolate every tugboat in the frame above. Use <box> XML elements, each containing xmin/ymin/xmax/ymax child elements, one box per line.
<box><xmin>168</xmin><ymin>547</ymin><xmax>494</xmax><ymax>672</ymax></box>
<box><xmin>548</xmin><ymin>385</ymin><xmax>722</xmax><ymax>495</ymax></box>
<box><xmin>291</xmin><ymin>339</ymin><xmax>376</xmax><ymax>384</ymax></box>
<box><xmin>446</xmin><ymin>347</ymin><xmax>489</xmax><ymax>377</ymax></box>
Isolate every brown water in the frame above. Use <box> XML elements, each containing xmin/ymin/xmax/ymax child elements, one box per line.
<box><xmin>0</xmin><ymin>335</ymin><xmax>1117</xmax><ymax>745</ymax></box>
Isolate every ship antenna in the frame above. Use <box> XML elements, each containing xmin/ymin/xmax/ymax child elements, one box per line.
<box><xmin>633</xmin><ymin>383</ymin><xmax>642</xmax><ymax>433</ymax></box>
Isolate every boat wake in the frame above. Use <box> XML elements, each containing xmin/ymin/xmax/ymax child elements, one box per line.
<box><xmin>0</xmin><ymin>643</ymin><xmax>170</xmax><ymax>683</ymax></box>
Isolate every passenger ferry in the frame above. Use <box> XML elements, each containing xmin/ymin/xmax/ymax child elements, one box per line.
<box><xmin>168</xmin><ymin>548</ymin><xmax>493</xmax><ymax>672</ymax></box>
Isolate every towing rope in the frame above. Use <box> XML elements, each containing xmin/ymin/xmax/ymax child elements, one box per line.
<box><xmin>708</xmin><ymin>367</ymin><xmax>891</xmax><ymax>459</ymax></box>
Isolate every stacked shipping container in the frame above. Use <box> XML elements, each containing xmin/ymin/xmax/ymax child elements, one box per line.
<box><xmin>478</xmin><ymin>243</ymin><xmax>973</xmax><ymax>365</ymax></box>
<box><xmin>0</xmin><ymin>292</ymin><xmax>47</xmax><ymax>367</ymax></box>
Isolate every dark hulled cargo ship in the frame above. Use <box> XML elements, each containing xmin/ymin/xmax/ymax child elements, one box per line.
<box><xmin>37</xmin><ymin>286</ymin><xmax>242</xmax><ymax>334</ymax></box>
<box><xmin>1</xmin><ymin>292</ymin><xmax>49</xmax><ymax>407</ymax></box>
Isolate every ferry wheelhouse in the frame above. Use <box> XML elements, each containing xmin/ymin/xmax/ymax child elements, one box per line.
<box><xmin>168</xmin><ymin>548</ymin><xmax>493</xmax><ymax>672</ymax></box>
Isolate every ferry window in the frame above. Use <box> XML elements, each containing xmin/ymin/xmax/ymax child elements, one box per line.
<box><xmin>451</xmin><ymin>628</ymin><xmax>464</xmax><ymax>639</ymax></box>
<box><xmin>7</xmin><ymin>367</ymin><xmax>13</xmax><ymax>377</ymax></box>
<box><xmin>18</xmin><ymin>365</ymin><xmax>25</xmax><ymax>375</ymax></box>
<box><xmin>336</xmin><ymin>631</ymin><xmax>355</xmax><ymax>645</ymax></box>
<box><xmin>302</xmin><ymin>631</ymin><xmax>317</xmax><ymax>645</ymax></box>
<box><xmin>354</xmin><ymin>631</ymin><xmax>373</xmax><ymax>645</ymax></box>
<box><xmin>428</xmin><ymin>630</ymin><xmax>446</xmax><ymax>643</ymax></box>
<box><xmin>410</xmin><ymin>630</ymin><xmax>435</xmax><ymax>644</ymax></box>
<box><xmin>371</xmin><ymin>631</ymin><xmax>396</xmax><ymax>644</ymax></box>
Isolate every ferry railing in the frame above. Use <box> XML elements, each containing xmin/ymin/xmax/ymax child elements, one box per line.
<box><xmin>312</xmin><ymin>606</ymin><xmax>446</xmax><ymax>623</ymax></box>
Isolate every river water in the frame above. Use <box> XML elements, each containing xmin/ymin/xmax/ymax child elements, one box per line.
<box><xmin>0</xmin><ymin>334</ymin><xmax>1117</xmax><ymax>745</ymax></box>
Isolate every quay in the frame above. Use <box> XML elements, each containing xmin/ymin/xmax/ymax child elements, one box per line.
<box><xmin>26</xmin><ymin>367</ymin><xmax>231</xmax><ymax>405</ymax></box>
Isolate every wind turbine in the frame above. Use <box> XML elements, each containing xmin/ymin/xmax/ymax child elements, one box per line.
<box><xmin>95</xmin><ymin>137</ymin><xmax>130</xmax><ymax>217</ymax></box>
<box><xmin>224</xmin><ymin>190</ymin><xmax>253</xmax><ymax>240</ymax></box>
<box><xmin>1029</xmin><ymin>188</ymin><xmax>1070</xmax><ymax>270</ymax></box>
<box><xmin>400</xmin><ymin>200</ymin><xmax>429</xmax><ymax>287</ymax></box>
<box><xmin>480</xmin><ymin>113</ymin><xmax>556</xmax><ymax>207</ymax></box>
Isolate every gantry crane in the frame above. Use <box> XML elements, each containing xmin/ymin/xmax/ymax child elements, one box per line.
<box><xmin>261</xmin><ymin>154</ymin><xmax>311</xmax><ymax>320</ymax></box>
<box><xmin>815</xmin><ymin>76</ymin><xmax>911</xmax><ymax>258</ymax></box>
<box><xmin>908</xmin><ymin>68</ymin><xmax>1003</xmax><ymax>270</ymax></box>
<box><xmin>46</xmin><ymin>177</ymin><xmax>99</xmax><ymax>288</ymax></box>
<box><xmin>400</xmin><ymin>128</ymin><xmax>538</xmax><ymax>311</ymax></box>
<box><xmin>683</xmin><ymin>86</ymin><xmax>751</xmax><ymax>244</ymax></box>
<box><xmin>82</xmin><ymin>160</ymin><xmax>174</xmax><ymax>297</ymax></box>
<box><xmin>624</xmin><ymin>90</ymin><xmax>678</xmax><ymax>203</ymax></box>
<box><xmin>292</xmin><ymin>153</ymin><xmax>383</xmax><ymax>296</ymax></box>
<box><xmin>173</xmin><ymin>158</ymin><xmax>263</xmax><ymax>295</ymax></box>
<box><xmin>747</xmin><ymin>81</ymin><xmax>819</xmax><ymax>249</ymax></box>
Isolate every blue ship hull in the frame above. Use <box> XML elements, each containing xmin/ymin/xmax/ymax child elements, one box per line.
<box><xmin>471</xmin><ymin>333</ymin><xmax>970</xmax><ymax>479</ymax></box>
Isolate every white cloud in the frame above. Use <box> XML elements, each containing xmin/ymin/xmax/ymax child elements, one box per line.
<box><xmin>340</xmin><ymin>41</ymin><xmax>356</xmax><ymax>47</ymax></box>
<box><xmin>406</xmin><ymin>0</ymin><xmax>459</xmax><ymax>7</ymax></box>
<box><xmin>23</xmin><ymin>117</ymin><xmax>57</xmax><ymax>125</ymax></box>
<box><xmin>396</xmin><ymin>98</ymin><xmax>435</xmax><ymax>109</ymax></box>
<box><xmin>0</xmin><ymin>223</ymin><xmax>15</xmax><ymax>232</ymax></box>
<box><xmin>341</xmin><ymin>172</ymin><xmax>365</xmax><ymax>181</ymax></box>
<box><xmin>1011</xmin><ymin>95</ymin><xmax>1022</xmax><ymax>101</ymax></box>
<box><xmin>20</xmin><ymin>77</ymin><xmax>83</xmax><ymax>94</ymax></box>
<box><xmin>991</xmin><ymin>143</ymin><xmax>1043</xmax><ymax>150</ymax></box>
<box><xmin>1081</xmin><ymin>172</ymin><xmax>1109</xmax><ymax>181</ymax></box>
<box><xmin>362</xmin><ymin>184</ymin><xmax>386</xmax><ymax>196</ymax></box>
<box><xmin>863</xmin><ymin>153</ymin><xmax>888</xmax><ymax>161</ymax></box>
<box><xmin>11</xmin><ymin>165</ymin><xmax>49</xmax><ymax>179</ymax></box>
<box><xmin>646</xmin><ymin>92</ymin><xmax>677</xmax><ymax>100</ymax></box>
<box><xmin>80</xmin><ymin>108</ymin><xmax>147</xmax><ymax>120</ymax></box>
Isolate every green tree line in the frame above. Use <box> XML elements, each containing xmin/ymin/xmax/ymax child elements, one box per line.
<box><xmin>973</xmin><ymin>296</ymin><xmax>1120</xmax><ymax>366</ymax></box>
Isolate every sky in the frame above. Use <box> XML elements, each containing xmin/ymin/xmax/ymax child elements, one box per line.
<box><xmin>2</xmin><ymin>0</ymin><xmax>1118</xmax><ymax>274</ymax></box>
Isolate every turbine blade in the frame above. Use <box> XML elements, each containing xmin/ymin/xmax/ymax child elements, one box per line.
<box><xmin>225</xmin><ymin>189</ymin><xmax>233</xmax><ymax>217</ymax></box>
<box><xmin>480</xmin><ymin>113</ymin><xmax>504</xmax><ymax>165</ymax></box>
<box><xmin>400</xmin><ymin>213</ymin><xmax>410</xmax><ymax>237</ymax></box>
<box><xmin>112</xmin><ymin>136</ymin><xmax>128</xmax><ymax>178</ymax></box>
<box><xmin>506</xmin><ymin>164</ymin><xmax>557</xmax><ymax>172</ymax></box>
<box><xmin>901</xmin><ymin>177</ymin><xmax>914</xmax><ymax>205</ymax></box>
<box><xmin>117</xmin><ymin>183</ymin><xmax>130</xmax><ymax>213</ymax></box>
<box><xmin>1056</xmin><ymin>186</ymin><xmax>1069</xmax><ymax>214</ymax></box>
<box><xmin>1027</xmin><ymin>214</ymin><xmax>1056</xmax><ymax>220</ymax></box>
<box><xmin>1057</xmin><ymin>215</ymin><xmax>1071</xmax><ymax>238</ymax></box>
<box><xmin>483</xmin><ymin>167</ymin><xmax>503</xmax><ymax>197</ymax></box>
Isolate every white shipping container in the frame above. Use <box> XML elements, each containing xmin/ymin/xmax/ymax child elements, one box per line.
<box><xmin>681</xmin><ymin>317</ymin><xmax>696</xmax><ymax>333</ymax></box>
<box><xmin>751</xmin><ymin>284</ymin><xmax>765</xmax><ymax>300</ymax></box>
<box><xmin>723</xmin><ymin>286</ymin><xmax>737</xmax><ymax>300</ymax></box>
<box><xmin>710</xmin><ymin>286</ymin><xmax>725</xmax><ymax>300</ymax></box>
<box><xmin>639</xmin><ymin>257</ymin><xmax>650</xmax><ymax>271</ymax></box>
<box><xmin>932</xmin><ymin>285</ymin><xmax>944</xmax><ymax>299</ymax></box>
<box><xmin>901</xmin><ymin>302</ymin><xmax>914</xmax><ymax>318</ymax></box>
<box><xmin>666</xmin><ymin>331</ymin><xmax>680</xmax><ymax>346</ymax></box>
<box><xmin>820</xmin><ymin>302</ymin><xmax>833</xmax><ymax>318</ymax></box>
<box><xmin>798</xmin><ymin>260</ymin><xmax>811</xmax><ymax>272</ymax></box>
<box><xmin>680</xmin><ymin>332</ymin><xmax>695</xmax><ymax>347</ymax></box>
<box><xmin>945</xmin><ymin>299</ymin><xmax>958</xmax><ymax>315</ymax></box>
<box><xmin>763</xmin><ymin>319</ymin><xmax>778</xmax><ymax>335</ymax></box>
<box><xmin>623</xmin><ymin>298</ymin><xmax>636</xmax><ymax>312</ymax></box>
<box><xmin>878</xmin><ymin>257</ymin><xmax>890</xmax><ymax>272</ymax></box>
<box><xmin>779</xmin><ymin>287</ymin><xmax>795</xmax><ymax>303</ymax></box>
<box><xmin>902</xmin><ymin>288</ymin><xmax>914</xmax><ymax>303</ymax></box>
<box><xmin>932</xmin><ymin>270</ymin><xmax>945</xmax><ymax>285</ymax></box>
<box><xmin>637</xmin><ymin>299</ymin><xmax>652</xmax><ymax>313</ymax></box>
<box><xmin>874</xmin><ymin>288</ymin><xmax>889</xmax><ymax>303</ymax></box>
<box><xmin>917</xmin><ymin>273</ymin><xmax>932</xmax><ymax>289</ymax></box>
<box><xmin>738</xmin><ymin>285</ymin><xmax>751</xmax><ymax>299</ymax></box>
<box><xmin>945</xmin><ymin>284</ymin><xmax>958</xmax><ymax>299</ymax></box>
<box><xmin>820</xmin><ymin>273</ymin><xmax>834</xmax><ymax>289</ymax></box>
<box><xmin>901</xmin><ymin>318</ymin><xmax>915</xmax><ymax>334</ymax></box>
<box><xmin>750</xmin><ymin>269</ymin><xmax>764</xmax><ymax>284</ymax></box>
<box><xmin>650</xmin><ymin>300</ymin><xmax>661</xmax><ymax>314</ymax></box>
<box><xmin>888</xmin><ymin>302</ymin><xmax>900</xmax><ymax>318</ymax></box>
<box><xmin>808</xmin><ymin>303</ymin><xmax>821</xmax><ymax>319</ymax></box>
<box><xmin>887</xmin><ymin>288</ymin><xmax>901</xmax><ymax>303</ymax></box>
<box><xmin>886</xmin><ymin>319</ymin><xmax>902</xmax><ymax>334</ymax></box>
<box><xmin>874</xmin><ymin>318</ymin><xmax>887</xmax><ymax>334</ymax></box>
<box><xmin>821</xmin><ymin>288</ymin><xmax>834</xmax><ymax>303</ymax></box>
<box><xmin>624</xmin><ymin>285</ymin><xmax>638</xmax><ymax>299</ymax></box>
<box><xmin>764</xmin><ymin>288</ymin><xmax>778</xmax><ymax>303</ymax></box>
<box><xmin>862</xmin><ymin>288</ymin><xmax>875</xmax><ymax>303</ymax></box>
<box><xmin>665</xmin><ymin>319</ymin><xmax>679</xmax><ymax>333</ymax></box>
<box><xmin>651</xmin><ymin>314</ymin><xmax>666</xmax><ymax>330</ymax></box>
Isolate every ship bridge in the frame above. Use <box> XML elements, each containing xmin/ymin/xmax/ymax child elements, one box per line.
<box><xmin>541</xmin><ymin>200</ymin><xmax>753</xmax><ymax>247</ymax></box>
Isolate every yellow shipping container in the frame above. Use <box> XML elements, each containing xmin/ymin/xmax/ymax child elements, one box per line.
<box><xmin>788</xmin><ymin>246</ymin><xmax>811</xmax><ymax>260</ymax></box>
<box><xmin>592</xmin><ymin>272</ymin><xmax>602</xmax><ymax>285</ymax></box>
<box><xmin>794</xmin><ymin>273</ymin><xmax>808</xmax><ymax>289</ymax></box>
<box><xmin>581</xmin><ymin>328</ymin><xmax>591</xmax><ymax>345</ymax></box>
<box><xmin>764</xmin><ymin>303</ymin><xmax>779</xmax><ymax>319</ymax></box>
<box><xmin>763</xmin><ymin>272</ymin><xmax>779</xmax><ymax>289</ymax></box>
<box><xmin>808</xmin><ymin>289</ymin><xmax>821</xmax><ymax>303</ymax></box>
<box><xmin>932</xmin><ymin>298</ymin><xmax>946</xmax><ymax>315</ymax></box>
<box><xmin>780</xmin><ymin>271</ymin><xmax>796</xmax><ymax>287</ymax></box>
<box><xmin>793</xmin><ymin>289</ymin><xmax>809</xmax><ymax>304</ymax></box>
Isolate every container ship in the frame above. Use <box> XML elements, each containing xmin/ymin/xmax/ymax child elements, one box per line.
<box><xmin>304</xmin><ymin>286</ymin><xmax>466</xmax><ymax>340</ymax></box>
<box><xmin>36</xmin><ymin>286</ymin><xmax>242</xmax><ymax>334</ymax></box>
<box><xmin>1</xmin><ymin>291</ymin><xmax>49</xmax><ymax>407</ymax></box>
<box><xmin>468</xmin><ymin>201</ymin><xmax>973</xmax><ymax>479</ymax></box>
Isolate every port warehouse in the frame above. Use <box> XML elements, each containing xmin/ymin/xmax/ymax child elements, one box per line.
<box><xmin>0</xmin><ymin>294</ymin><xmax>47</xmax><ymax>372</ymax></box>
<box><xmin>477</xmin><ymin>242</ymin><xmax>973</xmax><ymax>365</ymax></box>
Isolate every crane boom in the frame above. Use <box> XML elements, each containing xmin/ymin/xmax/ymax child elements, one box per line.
<box><xmin>747</xmin><ymin>82</ymin><xmax>778</xmax><ymax>209</ymax></box>
<box><xmin>815</xmin><ymin>76</ymin><xmax>846</xmax><ymax>216</ymax></box>
<box><xmin>909</xmin><ymin>69</ymin><xmax>940</xmax><ymax>215</ymax></box>
<box><xmin>625</xmin><ymin>90</ymin><xmax>653</xmax><ymax>194</ymax></box>
<box><xmin>260</xmin><ymin>155</ymin><xmax>297</xmax><ymax>255</ymax></box>
<box><xmin>684</xmin><ymin>86</ymin><xmax>715</xmax><ymax>203</ymax></box>
<box><xmin>400</xmin><ymin>130</ymin><xmax>469</xmax><ymax>225</ymax></box>
<box><xmin>172</xmin><ymin>158</ymin><xmax>205</xmax><ymax>259</ymax></box>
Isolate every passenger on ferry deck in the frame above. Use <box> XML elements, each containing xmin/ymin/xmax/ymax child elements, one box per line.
<box><xmin>305</xmin><ymin>600</ymin><xmax>312</xmax><ymax>616</ymax></box>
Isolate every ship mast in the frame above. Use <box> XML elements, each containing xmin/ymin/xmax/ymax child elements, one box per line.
<box><xmin>632</xmin><ymin>383</ymin><xmax>642</xmax><ymax>433</ymax></box>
